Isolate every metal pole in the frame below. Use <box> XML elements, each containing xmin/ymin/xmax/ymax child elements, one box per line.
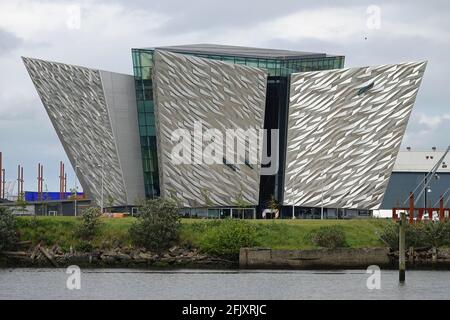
<box><xmin>292</xmin><ymin>205</ymin><xmax>295</xmax><ymax>219</ymax></box>
<box><xmin>399</xmin><ymin>211</ymin><xmax>406</xmax><ymax>283</ymax></box>
<box><xmin>409</xmin><ymin>192</ymin><xmax>414</xmax><ymax>224</ymax></box>
<box><xmin>414</xmin><ymin>146</ymin><xmax>450</xmax><ymax>206</ymax></box>
<box><xmin>74</xmin><ymin>162</ymin><xmax>78</xmax><ymax>217</ymax></box>
<box><xmin>100</xmin><ymin>162</ymin><xmax>104</xmax><ymax>214</ymax></box>
<box><xmin>321</xmin><ymin>177</ymin><xmax>324</xmax><ymax>220</ymax></box>
<box><xmin>403</xmin><ymin>145</ymin><xmax>450</xmax><ymax>207</ymax></box>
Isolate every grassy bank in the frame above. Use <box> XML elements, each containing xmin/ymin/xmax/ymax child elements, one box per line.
<box><xmin>15</xmin><ymin>217</ymin><xmax>389</xmax><ymax>252</ymax></box>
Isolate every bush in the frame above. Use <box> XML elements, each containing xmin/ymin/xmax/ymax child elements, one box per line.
<box><xmin>75</xmin><ymin>240</ymin><xmax>94</xmax><ymax>253</ymax></box>
<box><xmin>129</xmin><ymin>198</ymin><xmax>180</xmax><ymax>252</ymax></box>
<box><xmin>422</xmin><ymin>221</ymin><xmax>450</xmax><ymax>248</ymax></box>
<box><xmin>75</xmin><ymin>207</ymin><xmax>103</xmax><ymax>241</ymax></box>
<box><xmin>379</xmin><ymin>221</ymin><xmax>450</xmax><ymax>250</ymax></box>
<box><xmin>199</xmin><ymin>219</ymin><xmax>259</xmax><ymax>257</ymax></box>
<box><xmin>307</xmin><ymin>225</ymin><xmax>347</xmax><ymax>248</ymax></box>
<box><xmin>0</xmin><ymin>207</ymin><xmax>17</xmax><ymax>252</ymax></box>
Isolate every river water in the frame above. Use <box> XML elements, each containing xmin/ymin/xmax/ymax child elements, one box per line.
<box><xmin>0</xmin><ymin>268</ymin><xmax>449</xmax><ymax>300</ymax></box>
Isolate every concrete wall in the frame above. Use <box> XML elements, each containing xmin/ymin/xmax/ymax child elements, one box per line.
<box><xmin>100</xmin><ymin>71</ymin><xmax>145</xmax><ymax>205</ymax></box>
<box><xmin>240</xmin><ymin>247</ymin><xmax>391</xmax><ymax>269</ymax></box>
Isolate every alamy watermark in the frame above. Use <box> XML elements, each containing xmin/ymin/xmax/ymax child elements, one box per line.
<box><xmin>366</xmin><ymin>5</ymin><xmax>381</xmax><ymax>30</ymax></box>
<box><xmin>66</xmin><ymin>5</ymin><xmax>82</xmax><ymax>30</ymax></box>
<box><xmin>170</xmin><ymin>121</ymin><xmax>279</xmax><ymax>175</ymax></box>
<box><xmin>366</xmin><ymin>265</ymin><xmax>381</xmax><ymax>290</ymax></box>
<box><xmin>66</xmin><ymin>265</ymin><xmax>81</xmax><ymax>290</ymax></box>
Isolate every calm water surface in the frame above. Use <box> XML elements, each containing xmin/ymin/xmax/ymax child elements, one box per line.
<box><xmin>1</xmin><ymin>268</ymin><xmax>449</xmax><ymax>300</ymax></box>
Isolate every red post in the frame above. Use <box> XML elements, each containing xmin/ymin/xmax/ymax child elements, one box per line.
<box><xmin>439</xmin><ymin>195</ymin><xmax>445</xmax><ymax>221</ymax></box>
<box><xmin>20</xmin><ymin>166</ymin><xmax>24</xmax><ymax>196</ymax></box>
<box><xmin>40</xmin><ymin>165</ymin><xmax>44</xmax><ymax>201</ymax></box>
<box><xmin>409</xmin><ymin>192</ymin><xmax>414</xmax><ymax>224</ymax></box>
<box><xmin>37</xmin><ymin>163</ymin><xmax>41</xmax><ymax>201</ymax></box>
<box><xmin>428</xmin><ymin>208</ymin><xmax>433</xmax><ymax>221</ymax></box>
<box><xmin>59</xmin><ymin>161</ymin><xmax>63</xmax><ymax>200</ymax></box>
<box><xmin>17</xmin><ymin>165</ymin><xmax>20</xmax><ymax>198</ymax></box>
<box><xmin>418</xmin><ymin>208</ymin><xmax>423</xmax><ymax>222</ymax></box>
<box><xmin>392</xmin><ymin>208</ymin><xmax>398</xmax><ymax>221</ymax></box>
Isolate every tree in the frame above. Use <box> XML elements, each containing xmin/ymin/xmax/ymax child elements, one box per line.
<box><xmin>266</xmin><ymin>195</ymin><xmax>280</xmax><ymax>219</ymax></box>
<box><xmin>201</xmin><ymin>188</ymin><xmax>214</xmax><ymax>218</ymax></box>
<box><xmin>232</xmin><ymin>187</ymin><xmax>252</xmax><ymax>219</ymax></box>
<box><xmin>0</xmin><ymin>206</ymin><xmax>17</xmax><ymax>252</ymax></box>
<box><xmin>106</xmin><ymin>195</ymin><xmax>115</xmax><ymax>212</ymax></box>
<box><xmin>15</xmin><ymin>192</ymin><xmax>27</xmax><ymax>215</ymax></box>
<box><xmin>74</xmin><ymin>206</ymin><xmax>103</xmax><ymax>241</ymax></box>
<box><xmin>129</xmin><ymin>198</ymin><xmax>180</xmax><ymax>252</ymax></box>
<box><xmin>68</xmin><ymin>187</ymin><xmax>78</xmax><ymax>201</ymax></box>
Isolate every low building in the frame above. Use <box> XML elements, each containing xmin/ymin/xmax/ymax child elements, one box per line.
<box><xmin>373</xmin><ymin>148</ymin><xmax>450</xmax><ymax>218</ymax></box>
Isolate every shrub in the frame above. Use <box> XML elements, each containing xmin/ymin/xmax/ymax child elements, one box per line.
<box><xmin>0</xmin><ymin>207</ymin><xmax>17</xmax><ymax>252</ymax></box>
<box><xmin>75</xmin><ymin>240</ymin><xmax>94</xmax><ymax>253</ymax></box>
<box><xmin>307</xmin><ymin>225</ymin><xmax>347</xmax><ymax>248</ymax></box>
<box><xmin>422</xmin><ymin>221</ymin><xmax>450</xmax><ymax>248</ymax></box>
<box><xmin>75</xmin><ymin>207</ymin><xmax>103</xmax><ymax>241</ymax></box>
<box><xmin>199</xmin><ymin>219</ymin><xmax>259</xmax><ymax>257</ymax></box>
<box><xmin>379</xmin><ymin>221</ymin><xmax>450</xmax><ymax>250</ymax></box>
<box><xmin>129</xmin><ymin>198</ymin><xmax>180</xmax><ymax>252</ymax></box>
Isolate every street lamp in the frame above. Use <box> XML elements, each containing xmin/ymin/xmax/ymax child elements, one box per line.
<box><xmin>320</xmin><ymin>174</ymin><xmax>326</xmax><ymax>220</ymax></box>
<box><xmin>74</xmin><ymin>162</ymin><xmax>80</xmax><ymax>217</ymax></box>
<box><xmin>97</xmin><ymin>162</ymin><xmax>104</xmax><ymax>214</ymax></box>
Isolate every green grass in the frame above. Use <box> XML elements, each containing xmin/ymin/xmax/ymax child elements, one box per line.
<box><xmin>15</xmin><ymin>216</ymin><xmax>390</xmax><ymax>252</ymax></box>
<box><xmin>180</xmin><ymin>219</ymin><xmax>389</xmax><ymax>250</ymax></box>
<box><xmin>16</xmin><ymin>216</ymin><xmax>134</xmax><ymax>251</ymax></box>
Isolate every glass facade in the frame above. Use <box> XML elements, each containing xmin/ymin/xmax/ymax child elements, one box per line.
<box><xmin>132</xmin><ymin>47</ymin><xmax>345</xmax><ymax>199</ymax></box>
<box><xmin>132</xmin><ymin>48</ymin><xmax>159</xmax><ymax>198</ymax></box>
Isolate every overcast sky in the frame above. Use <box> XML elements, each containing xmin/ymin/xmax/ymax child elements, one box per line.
<box><xmin>0</xmin><ymin>0</ymin><xmax>449</xmax><ymax>193</ymax></box>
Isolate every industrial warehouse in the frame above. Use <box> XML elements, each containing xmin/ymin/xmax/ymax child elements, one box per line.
<box><xmin>0</xmin><ymin>44</ymin><xmax>434</xmax><ymax>218</ymax></box>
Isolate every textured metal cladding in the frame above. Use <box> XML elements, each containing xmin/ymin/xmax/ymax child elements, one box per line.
<box><xmin>22</xmin><ymin>57</ymin><xmax>128</xmax><ymax>206</ymax></box>
<box><xmin>153</xmin><ymin>50</ymin><xmax>267</xmax><ymax>207</ymax></box>
<box><xmin>284</xmin><ymin>62</ymin><xmax>427</xmax><ymax>209</ymax></box>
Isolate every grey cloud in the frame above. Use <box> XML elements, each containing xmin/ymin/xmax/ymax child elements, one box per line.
<box><xmin>0</xmin><ymin>29</ymin><xmax>22</xmax><ymax>55</ymax></box>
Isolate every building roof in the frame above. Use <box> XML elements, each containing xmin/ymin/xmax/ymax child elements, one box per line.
<box><xmin>149</xmin><ymin>43</ymin><xmax>334</xmax><ymax>59</ymax></box>
<box><xmin>394</xmin><ymin>149</ymin><xmax>450</xmax><ymax>173</ymax></box>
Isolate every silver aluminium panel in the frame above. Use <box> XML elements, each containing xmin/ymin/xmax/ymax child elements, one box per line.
<box><xmin>284</xmin><ymin>62</ymin><xmax>427</xmax><ymax>209</ymax></box>
<box><xmin>23</xmin><ymin>58</ymin><xmax>144</xmax><ymax>206</ymax></box>
<box><xmin>153</xmin><ymin>50</ymin><xmax>267</xmax><ymax>207</ymax></box>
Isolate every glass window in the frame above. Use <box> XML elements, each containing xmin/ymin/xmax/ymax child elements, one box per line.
<box><xmin>139</xmin><ymin>126</ymin><xmax>146</xmax><ymax>137</ymax></box>
<box><xmin>137</xmin><ymin>101</ymin><xmax>145</xmax><ymax>113</ymax></box>
<box><xmin>144</xmin><ymin>100</ymin><xmax>154</xmax><ymax>112</ymax></box>
<box><xmin>140</xmin><ymin>52</ymin><xmax>153</xmax><ymax>67</ymax></box>
<box><xmin>138</xmin><ymin>112</ymin><xmax>146</xmax><ymax>125</ymax></box>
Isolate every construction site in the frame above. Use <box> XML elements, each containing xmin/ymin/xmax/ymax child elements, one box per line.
<box><xmin>0</xmin><ymin>151</ymin><xmax>89</xmax><ymax>216</ymax></box>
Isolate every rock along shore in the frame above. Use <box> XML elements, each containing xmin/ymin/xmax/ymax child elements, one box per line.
<box><xmin>239</xmin><ymin>247</ymin><xmax>450</xmax><ymax>270</ymax></box>
<box><xmin>3</xmin><ymin>245</ymin><xmax>450</xmax><ymax>270</ymax></box>
<box><xmin>0</xmin><ymin>244</ymin><xmax>236</xmax><ymax>269</ymax></box>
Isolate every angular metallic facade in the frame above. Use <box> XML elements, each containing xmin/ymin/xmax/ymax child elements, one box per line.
<box><xmin>153</xmin><ymin>50</ymin><xmax>267</xmax><ymax>207</ymax></box>
<box><xmin>23</xmin><ymin>58</ymin><xmax>145</xmax><ymax>206</ymax></box>
<box><xmin>284</xmin><ymin>62</ymin><xmax>427</xmax><ymax>209</ymax></box>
